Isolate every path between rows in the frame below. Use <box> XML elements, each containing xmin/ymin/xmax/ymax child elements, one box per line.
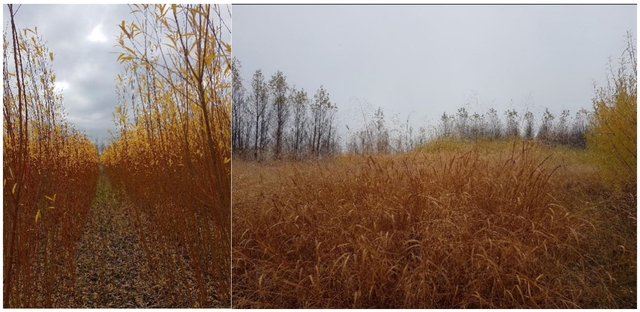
<box><xmin>68</xmin><ymin>175</ymin><xmax>164</xmax><ymax>308</ymax></box>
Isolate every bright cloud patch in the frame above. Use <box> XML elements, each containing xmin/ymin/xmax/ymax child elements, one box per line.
<box><xmin>54</xmin><ymin>80</ymin><xmax>70</xmax><ymax>93</ymax></box>
<box><xmin>87</xmin><ymin>24</ymin><xmax>107</xmax><ymax>42</ymax></box>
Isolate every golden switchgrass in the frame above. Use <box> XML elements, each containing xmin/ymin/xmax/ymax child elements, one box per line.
<box><xmin>232</xmin><ymin>141</ymin><xmax>636</xmax><ymax>308</ymax></box>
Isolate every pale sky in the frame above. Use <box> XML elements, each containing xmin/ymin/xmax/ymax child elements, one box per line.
<box><xmin>3</xmin><ymin>4</ymin><xmax>132</xmax><ymax>143</ymax></box>
<box><xmin>232</xmin><ymin>5</ymin><xmax>637</xmax><ymax>141</ymax></box>
<box><xmin>2</xmin><ymin>4</ymin><xmax>232</xmax><ymax>144</ymax></box>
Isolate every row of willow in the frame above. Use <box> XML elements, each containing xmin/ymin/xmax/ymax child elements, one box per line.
<box><xmin>100</xmin><ymin>4</ymin><xmax>232</xmax><ymax>307</ymax></box>
<box><xmin>3</xmin><ymin>5</ymin><xmax>100</xmax><ymax>307</ymax></box>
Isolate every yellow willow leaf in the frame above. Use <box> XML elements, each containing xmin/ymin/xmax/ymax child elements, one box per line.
<box><xmin>225</xmin><ymin>63</ymin><xmax>231</xmax><ymax>75</ymax></box>
<box><xmin>204</xmin><ymin>53</ymin><xmax>214</xmax><ymax>65</ymax></box>
<box><xmin>45</xmin><ymin>194</ymin><xmax>56</xmax><ymax>202</ymax></box>
<box><xmin>49</xmin><ymin>52</ymin><xmax>54</xmax><ymax>61</ymax></box>
<box><xmin>124</xmin><ymin>46</ymin><xmax>136</xmax><ymax>57</ymax></box>
<box><xmin>120</xmin><ymin>20</ymin><xmax>130</xmax><ymax>39</ymax></box>
<box><xmin>224</xmin><ymin>157</ymin><xmax>230</xmax><ymax>164</ymax></box>
<box><xmin>48</xmin><ymin>206</ymin><xmax>55</xmax><ymax>210</ymax></box>
<box><xmin>131</xmin><ymin>23</ymin><xmax>140</xmax><ymax>34</ymax></box>
<box><xmin>117</xmin><ymin>53</ymin><xmax>125</xmax><ymax>63</ymax></box>
<box><xmin>35</xmin><ymin>210</ymin><xmax>41</xmax><ymax>223</ymax></box>
<box><xmin>12</xmin><ymin>183</ymin><xmax>17</xmax><ymax>195</ymax></box>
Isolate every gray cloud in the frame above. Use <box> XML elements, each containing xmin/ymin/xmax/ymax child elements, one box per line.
<box><xmin>232</xmin><ymin>4</ymin><xmax>637</xmax><ymax>140</ymax></box>
<box><xmin>3</xmin><ymin>4</ymin><xmax>133</xmax><ymax>143</ymax></box>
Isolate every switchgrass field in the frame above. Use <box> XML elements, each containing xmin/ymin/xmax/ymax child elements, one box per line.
<box><xmin>232</xmin><ymin>140</ymin><xmax>636</xmax><ymax>308</ymax></box>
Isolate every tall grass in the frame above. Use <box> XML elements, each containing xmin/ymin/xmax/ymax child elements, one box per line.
<box><xmin>232</xmin><ymin>141</ymin><xmax>635</xmax><ymax>308</ymax></box>
<box><xmin>3</xmin><ymin>9</ymin><xmax>100</xmax><ymax>307</ymax></box>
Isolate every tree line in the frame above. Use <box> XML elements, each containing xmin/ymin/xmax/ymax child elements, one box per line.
<box><xmin>235</xmin><ymin>30</ymin><xmax>634</xmax><ymax>162</ymax></box>
<box><xmin>435</xmin><ymin>106</ymin><xmax>591</xmax><ymax>147</ymax></box>
<box><xmin>232</xmin><ymin>58</ymin><xmax>339</xmax><ymax>160</ymax></box>
<box><xmin>344</xmin><ymin>102</ymin><xmax>592</xmax><ymax>155</ymax></box>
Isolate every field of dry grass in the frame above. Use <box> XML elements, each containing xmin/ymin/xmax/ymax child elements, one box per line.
<box><xmin>232</xmin><ymin>141</ymin><xmax>636</xmax><ymax>308</ymax></box>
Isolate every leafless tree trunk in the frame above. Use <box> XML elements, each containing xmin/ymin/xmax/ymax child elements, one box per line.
<box><xmin>269</xmin><ymin>71</ymin><xmax>289</xmax><ymax>160</ymax></box>
<box><xmin>250</xmin><ymin>70</ymin><xmax>268</xmax><ymax>160</ymax></box>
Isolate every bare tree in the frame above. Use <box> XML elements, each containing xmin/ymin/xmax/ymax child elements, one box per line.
<box><xmin>250</xmin><ymin>69</ymin><xmax>269</xmax><ymax>160</ymax></box>
<box><xmin>569</xmin><ymin>108</ymin><xmax>590</xmax><ymax>148</ymax></box>
<box><xmin>232</xmin><ymin>57</ymin><xmax>251</xmax><ymax>157</ymax></box>
<box><xmin>310</xmin><ymin>85</ymin><xmax>332</xmax><ymax>157</ymax></box>
<box><xmin>289</xmin><ymin>86</ymin><xmax>308</xmax><ymax>160</ymax></box>
<box><xmin>455</xmin><ymin>107</ymin><xmax>469</xmax><ymax>139</ymax></box>
<box><xmin>325</xmin><ymin>103</ymin><xmax>339</xmax><ymax>156</ymax></box>
<box><xmin>486</xmin><ymin>108</ymin><xmax>502</xmax><ymax>140</ymax></box>
<box><xmin>555</xmin><ymin>109</ymin><xmax>570</xmax><ymax>145</ymax></box>
<box><xmin>269</xmin><ymin>71</ymin><xmax>289</xmax><ymax>159</ymax></box>
<box><xmin>374</xmin><ymin>107</ymin><xmax>389</xmax><ymax>153</ymax></box>
<box><xmin>524</xmin><ymin>111</ymin><xmax>535</xmax><ymax>140</ymax></box>
<box><xmin>439</xmin><ymin>112</ymin><xmax>453</xmax><ymax>138</ymax></box>
<box><xmin>505</xmin><ymin>109</ymin><xmax>519</xmax><ymax>138</ymax></box>
<box><xmin>537</xmin><ymin>108</ymin><xmax>554</xmax><ymax>144</ymax></box>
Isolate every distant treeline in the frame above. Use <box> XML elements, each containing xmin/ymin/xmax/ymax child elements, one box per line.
<box><xmin>235</xmin><ymin>31</ymin><xmax>635</xmax><ymax>195</ymax></box>
<box><xmin>232</xmin><ymin>58</ymin><xmax>340</xmax><ymax>160</ymax></box>
<box><xmin>438</xmin><ymin>107</ymin><xmax>591</xmax><ymax>146</ymax></box>
<box><xmin>345</xmin><ymin>105</ymin><xmax>592</xmax><ymax>155</ymax></box>
<box><xmin>233</xmin><ymin>54</ymin><xmax>592</xmax><ymax>160</ymax></box>
<box><xmin>233</xmin><ymin>63</ymin><xmax>618</xmax><ymax>160</ymax></box>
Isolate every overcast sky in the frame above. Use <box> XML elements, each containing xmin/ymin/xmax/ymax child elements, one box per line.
<box><xmin>2</xmin><ymin>4</ymin><xmax>232</xmax><ymax>144</ymax></box>
<box><xmin>233</xmin><ymin>4</ymin><xmax>637</xmax><ymax>140</ymax></box>
<box><xmin>2</xmin><ymin>4</ymin><xmax>132</xmax><ymax>143</ymax></box>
